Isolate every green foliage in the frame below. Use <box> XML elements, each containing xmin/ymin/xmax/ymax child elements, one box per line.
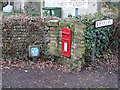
<box><xmin>4</xmin><ymin>55</ymin><xmax>24</xmax><ymax>61</ymax></box>
<box><xmin>75</xmin><ymin>13</ymin><xmax>115</xmax><ymax>63</ymax></box>
<box><xmin>18</xmin><ymin>56</ymin><xmax>24</xmax><ymax>60</ymax></box>
<box><xmin>68</xmin><ymin>14</ymin><xmax>72</xmax><ymax>17</ymax></box>
<box><xmin>24</xmin><ymin>4</ymin><xmax>40</xmax><ymax>16</ymax></box>
<box><xmin>1</xmin><ymin>12</ymin><xmax>20</xmax><ymax>15</ymax></box>
<box><xmin>105</xmin><ymin>2</ymin><xmax>119</xmax><ymax>12</ymax></box>
<box><xmin>60</xmin><ymin>22</ymin><xmax>75</xmax><ymax>42</ymax></box>
<box><xmin>84</xmin><ymin>25</ymin><xmax>113</xmax><ymax>58</ymax></box>
<box><xmin>60</xmin><ymin>22</ymin><xmax>75</xmax><ymax>30</ymax></box>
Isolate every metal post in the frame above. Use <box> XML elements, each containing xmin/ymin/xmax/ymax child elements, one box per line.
<box><xmin>0</xmin><ymin>13</ymin><xmax>2</xmax><ymax>59</ymax></box>
<box><xmin>50</xmin><ymin>9</ymin><xmax>52</xmax><ymax>16</ymax></box>
<box><xmin>118</xmin><ymin>1</ymin><xmax>120</xmax><ymax>17</ymax></box>
<box><xmin>0</xmin><ymin>12</ymin><xmax>2</xmax><ymax>90</ymax></box>
<box><xmin>118</xmin><ymin>1</ymin><xmax>120</xmax><ymax>88</ymax></box>
<box><xmin>75</xmin><ymin>8</ymin><xmax>78</xmax><ymax>16</ymax></box>
<box><xmin>91</xmin><ymin>32</ymin><xmax>96</xmax><ymax>66</ymax></box>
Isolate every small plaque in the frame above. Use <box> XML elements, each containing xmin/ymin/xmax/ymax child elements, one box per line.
<box><xmin>64</xmin><ymin>42</ymin><xmax>68</xmax><ymax>52</ymax></box>
<box><xmin>30</xmin><ymin>47</ymin><xmax>39</xmax><ymax>56</ymax></box>
<box><xmin>29</xmin><ymin>45</ymin><xmax>40</xmax><ymax>57</ymax></box>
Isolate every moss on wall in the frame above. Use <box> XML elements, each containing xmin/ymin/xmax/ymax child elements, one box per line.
<box><xmin>46</xmin><ymin>21</ymin><xmax>86</xmax><ymax>71</ymax></box>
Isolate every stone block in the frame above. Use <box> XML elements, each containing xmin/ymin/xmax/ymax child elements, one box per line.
<box><xmin>46</xmin><ymin>22</ymin><xmax>59</xmax><ymax>27</ymax></box>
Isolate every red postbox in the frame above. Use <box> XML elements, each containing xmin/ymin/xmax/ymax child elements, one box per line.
<box><xmin>62</xmin><ymin>28</ymin><xmax>71</xmax><ymax>57</ymax></box>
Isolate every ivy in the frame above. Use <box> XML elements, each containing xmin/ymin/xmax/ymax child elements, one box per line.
<box><xmin>75</xmin><ymin>13</ymin><xmax>115</xmax><ymax>64</ymax></box>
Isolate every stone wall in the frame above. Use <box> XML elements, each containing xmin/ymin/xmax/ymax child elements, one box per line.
<box><xmin>46</xmin><ymin>20</ymin><xmax>86</xmax><ymax>71</ymax></box>
<box><xmin>60</xmin><ymin>22</ymin><xmax>86</xmax><ymax>71</ymax></box>
<box><xmin>2</xmin><ymin>15</ymin><xmax>48</xmax><ymax>60</ymax></box>
<box><xmin>2</xmin><ymin>15</ymin><xmax>86</xmax><ymax>70</ymax></box>
<box><xmin>45</xmin><ymin>21</ymin><xmax>60</xmax><ymax>56</ymax></box>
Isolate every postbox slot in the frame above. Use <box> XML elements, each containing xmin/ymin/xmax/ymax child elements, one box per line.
<box><xmin>62</xmin><ymin>38</ymin><xmax>70</xmax><ymax>41</ymax></box>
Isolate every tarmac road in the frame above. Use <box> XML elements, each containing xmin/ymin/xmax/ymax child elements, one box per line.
<box><xmin>2</xmin><ymin>67</ymin><xmax>118</xmax><ymax>88</ymax></box>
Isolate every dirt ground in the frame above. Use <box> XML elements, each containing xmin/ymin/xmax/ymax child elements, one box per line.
<box><xmin>2</xmin><ymin>65</ymin><xmax>118</xmax><ymax>88</ymax></box>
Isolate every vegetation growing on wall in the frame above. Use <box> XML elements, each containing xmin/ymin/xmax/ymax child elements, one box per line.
<box><xmin>1</xmin><ymin>13</ymin><xmax>118</xmax><ymax>71</ymax></box>
<box><xmin>75</xmin><ymin>13</ymin><xmax>117</xmax><ymax>64</ymax></box>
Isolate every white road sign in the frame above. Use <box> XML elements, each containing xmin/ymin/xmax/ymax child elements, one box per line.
<box><xmin>95</xmin><ymin>19</ymin><xmax>113</xmax><ymax>28</ymax></box>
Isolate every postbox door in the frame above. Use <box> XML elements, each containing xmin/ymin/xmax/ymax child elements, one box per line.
<box><xmin>62</xmin><ymin>28</ymin><xmax>71</xmax><ymax>57</ymax></box>
<box><xmin>62</xmin><ymin>39</ymin><xmax>71</xmax><ymax>57</ymax></box>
